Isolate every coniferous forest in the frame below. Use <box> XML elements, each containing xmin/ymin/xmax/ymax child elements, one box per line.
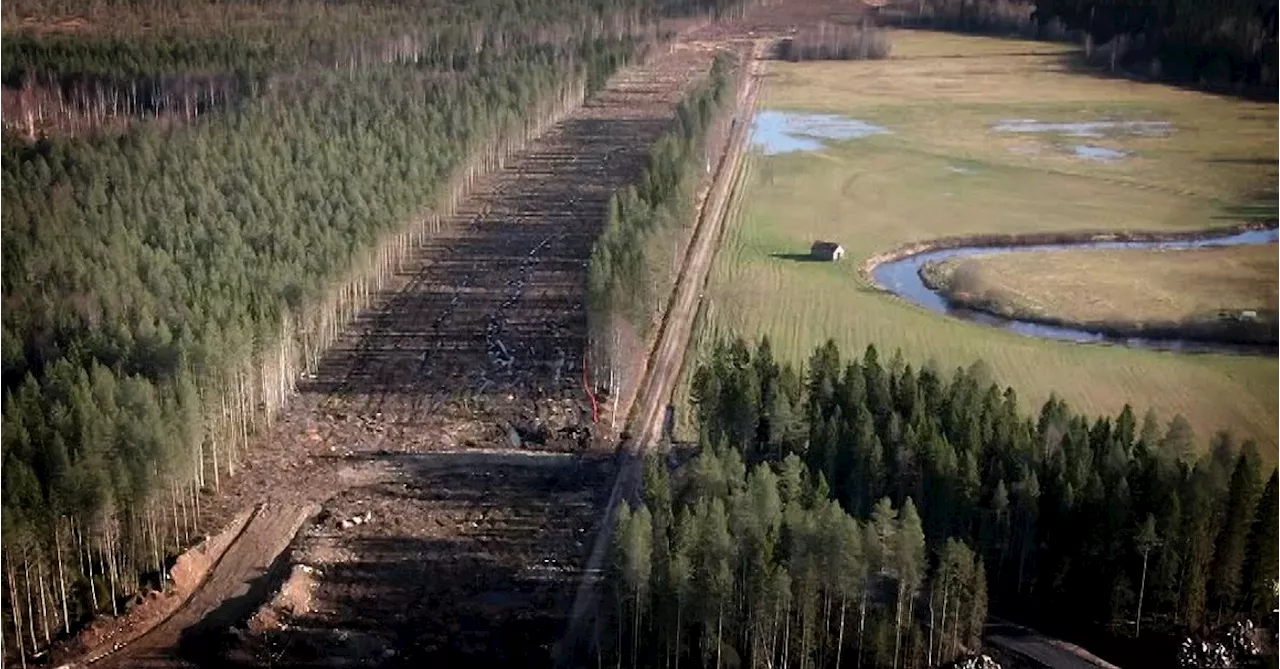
<box><xmin>587</xmin><ymin>50</ymin><xmax>739</xmax><ymax>417</ymax></box>
<box><xmin>0</xmin><ymin>0</ymin><xmax>751</xmax><ymax>658</ymax></box>
<box><xmin>899</xmin><ymin>0</ymin><xmax>1277</xmax><ymax>94</ymax></box>
<box><xmin>606</xmin><ymin>338</ymin><xmax>1278</xmax><ymax>668</ymax></box>
<box><xmin>1031</xmin><ymin>0</ymin><xmax>1277</xmax><ymax>91</ymax></box>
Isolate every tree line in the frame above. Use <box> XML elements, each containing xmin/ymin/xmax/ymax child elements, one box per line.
<box><xmin>0</xmin><ymin>0</ymin><xmax>756</xmax><ymax>660</ymax></box>
<box><xmin>888</xmin><ymin>0</ymin><xmax>1041</xmax><ymax>37</ymax></box>
<box><xmin>3</xmin><ymin>0</ymin><xmax>659</xmax><ymax>80</ymax></box>
<box><xmin>2</xmin><ymin>1</ymin><xmax>677</xmax><ymax>138</ymax></box>
<box><xmin>606</xmin><ymin>337</ymin><xmax>1278</xmax><ymax>667</ymax></box>
<box><xmin>1032</xmin><ymin>0</ymin><xmax>1277</xmax><ymax>90</ymax></box>
<box><xmin>3</xmin><ymin>0</ymin><xmax>757</xmax><ymax>84</ymax></box>
<box><xmin>778</xmin><ymin>22</ymin><xmax>893</xmax><ymax>61</ymax></box>
<box><xmin>891</xmin><ymin>0</ymin><xmax>1277</xmax><ymax>93</ymax></box>
<box><xmin>586</xmin><ymin>50</ymin><xmax>740</xmax><ymax>429</ymax></box>
<box><xmin>608</xmin><ymin>445</ymin><xmax>989</xmax><ymax>669</ymax></box>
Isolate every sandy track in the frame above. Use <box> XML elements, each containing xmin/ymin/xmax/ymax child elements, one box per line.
<box><xmin>89</xmin><ymin>504</ymin><xmax>319</xmax><ymax>668</ymax></box>
<box><xmin>630</xmin><ymin>41</ymin><xmax>766</xmax><ymax>452</ymax></box>
<box><xmin>555</xmin><ymin>37</ymin><xmax>768</xmax><ymax>667</ymax></box>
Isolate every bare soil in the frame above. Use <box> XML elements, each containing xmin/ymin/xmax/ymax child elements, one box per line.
<box><xmin>55</xmin><ymin>509</ymin><xmax>255</xmax><ymax>665</ymax></box>
<box><xmin>247</xmin><ymin>563</ymin><xmax>317</xmax><ymax>633</ymax></box>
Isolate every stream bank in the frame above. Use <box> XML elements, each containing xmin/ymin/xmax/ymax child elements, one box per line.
<box><xmin>864</xmin><ymin>224</ymin><xmax>1278</xmax><ymax>355</ymax></box>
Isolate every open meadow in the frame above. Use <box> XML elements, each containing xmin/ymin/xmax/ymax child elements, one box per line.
<box><xmin>683</xmin><ymin>30</ymin><xmax>1279</xmax><ymax>454</ymax></box>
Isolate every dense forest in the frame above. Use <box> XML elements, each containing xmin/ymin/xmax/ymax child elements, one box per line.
<box><xmin>605</xmin><ymin>337</ymin><xmax>1277</xmax><ymax>667</ymax></box>
<box><xmin>1032</xmin><ymin>0</ymin><xmax>1278</xmax><ymax>90</ymax></box>
<box><xmin>0</xmin><ymin>0</ymin><xmax>685</xmax><ymax>136</ymax></box>
<box><xmin>899</xmin><ymin>0</ymin><xmax>1277</xmax><ymax>93</ymax></box>
<box><xmin>0</xmin><ymin>0</ymin><xmax>755</xmax><ymax>660</ymax></box>
<box><xmin>586</xmin><ymin>50</ymin><xmax>739</xmax><ymax>427</ymax></box>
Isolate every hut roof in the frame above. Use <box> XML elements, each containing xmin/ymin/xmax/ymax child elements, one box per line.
<box><xmin>811</xmin><ymin>240</ymin><xmax>843</xmax><ymax>252</ymax></box>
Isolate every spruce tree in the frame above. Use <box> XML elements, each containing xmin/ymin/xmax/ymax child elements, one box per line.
<box><xmin>1242</xmin><ymin>470</ymin><xmax>1278</xmax><ymax>620</ymax></box>
<box><xmin>1211</xmin><ymin>445</ymin><xmax>1261</xmax><ymax>620</ymax></box>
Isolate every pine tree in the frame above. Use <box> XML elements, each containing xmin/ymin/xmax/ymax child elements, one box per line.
<box><xmin>966</xmin><ymin>558</ymin><xmax>988</xmax><ymax>652</ymax></box>
<box><xmin>613</xmin><ymin>501</ymin><xmax>635</xmax><ymax>666</ymax></box>
<box><xmin>831</xmin><ymin>512</ymin><xmax>864</xmax><ymax>669</ymax></box>
<box><xmin>1160</xmin><ymin>415</ymin><xmax>1195</xmax><ymax>462</ymax></box>
<box><xmin>892</xmin><ymin>498</ymin><xmax>925</xmax><ymax>669</ymax></box>
<box><xmin>695</xmin><ymin>498</ymin><xmax>734</xmax><ymax>669</ymax></box>
<box><xmin>625</xmin><ymin>504</ymin><xmax>653</xmax><ymax>667</ymax></box>
<box><xmin>1134</xmin><ymin>514</ymin><xmax>1160</xmax><ymax>637</ymax></box>
<box><xmin>670</xmin><ymin>509</ymin><xmax>695</xmax><ymax>669</ymax></box>
<box><xmin>1182</xmin><ymin>467</ymin><xmax>1217</xmax><ymax>631</ymax></box>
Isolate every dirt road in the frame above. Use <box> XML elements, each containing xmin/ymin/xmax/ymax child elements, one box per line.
<box><xmin>88</xmin><ymin>504</ymin><xmax>318</xmax><ymax>668</ymax></box>
<box><xmin>555</xmin><ymin>37</ymin><xmax>768</xmax><ymax>667</ymax></box>
<box><xmin>986</xmin><ymin>622</ymin><xmax>1122</xmax><ymax>669</ymax></box>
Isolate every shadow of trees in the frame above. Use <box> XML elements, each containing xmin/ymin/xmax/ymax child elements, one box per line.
<box><xmin>231</xmin><ymin>453</ymin><xmax>616</xmax><ymax>667</ymax></box>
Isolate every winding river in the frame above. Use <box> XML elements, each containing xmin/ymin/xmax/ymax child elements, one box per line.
<box><xmin>869</xmin><ymin>226</ymin><xmax>1279</xmax><ymax>355</ymax></box>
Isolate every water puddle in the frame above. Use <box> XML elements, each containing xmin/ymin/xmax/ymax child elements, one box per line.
<box><xmin>1072</xmin><ymin>145</ymin><xmax>1128</xmax><ymax>161</ymax></box>
<box><xmin>993</xmin><ymin>119</ymin><xmax>1173</xmax><ymax>138</ymax></box>
<box><xmin>751</xmin><ymin>110</ymin><xmax>889</xmax><ymax>155</ymax></box>
<box><xmin>1006</xmin><ymin>142</ymin><xmax>1129</xmax><ymax>162</ymax></box>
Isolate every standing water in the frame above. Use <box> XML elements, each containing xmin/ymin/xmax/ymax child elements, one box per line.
<box><xmin>750</xmin><ymin>110</ymin><xmax>889</xmax><ymax>155</ymax></box>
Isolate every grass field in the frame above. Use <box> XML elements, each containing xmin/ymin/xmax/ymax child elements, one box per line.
<box><xmin>681</xmin><ymin>30</ymin><xmax>1279</xmax><ymax>455</ymax></box>
<box><xmin>925</xmin><ymin>244</ymin><xmax>1278</xmax><ymax>326</ymax></box>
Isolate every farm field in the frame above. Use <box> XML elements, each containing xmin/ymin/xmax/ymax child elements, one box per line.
<box><xmin>686</xmin><ymin>29</ymin><xmax>1279</xmax><ymax>454</ymax></box>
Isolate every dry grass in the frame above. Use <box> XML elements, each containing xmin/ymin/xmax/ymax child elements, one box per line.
<box><xmin>682</xmin><ymin>29</ymin><xmax>1279</xmax><ymax>456</ymax></box>
<box><xmin>930</xmin><ymin>244</ymin><xmax>1279</xmax><ymax>325</ymax></box>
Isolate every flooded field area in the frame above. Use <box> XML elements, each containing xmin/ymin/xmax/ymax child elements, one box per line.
<box><xmin>750</xmin><ymin>110</ymin><xmax>888</xmax><ymax>154</ymax></box>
